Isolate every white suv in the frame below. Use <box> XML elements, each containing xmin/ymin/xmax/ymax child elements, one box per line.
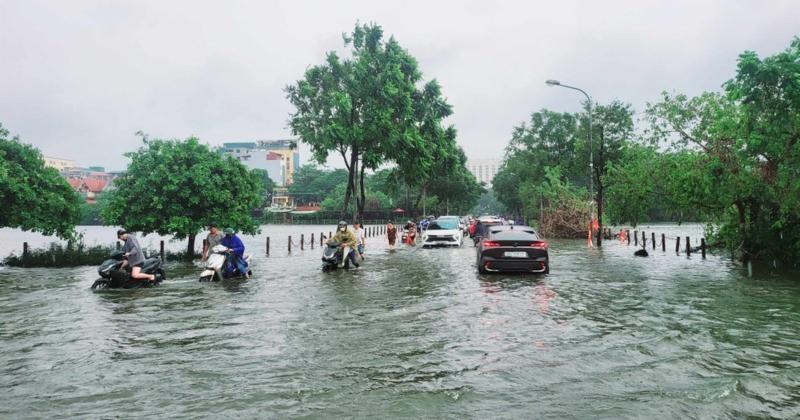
<box><xmin>421</xmin><ymin>216</ymin><xmax>464</xmax><ymax>247</ymax></box>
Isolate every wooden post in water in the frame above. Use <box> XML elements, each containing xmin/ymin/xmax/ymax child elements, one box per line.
<box><xmin>320</xmin><ymin>232</ymin><xmax>324</xmax><ymax>246</ymax></box>
<box><xmin>701</xmin><ymin>238</ymin><xmax>706</xmax><ymax>259</ymax></box>
<box><xmin>642</xmin><ymin>231</ymin><xmax>647</xmax><ymax>248</ymax></box>
<box><xmin>288</xmin><ymin>236</ymin><xmax>292</xmax><ymax>253</ymax></box>
<box><xmin>311</xmin><ymin>233</ymin><xmax>315</xmax><ymax>249</ymax></box>
<box><xmin>686</xmin><ymin>236</ymin><xmax>691</xmax><ymax>256</ymax></box>
<box><xmin>634</xmin><ymin>231</ymin><xmax>638</xmax><ymax>246</ymax></box>
<box><xmin>160</xmin><ymin>240</ymin><xmax>165</xmax><ymax>260</ymax></box>
<box><xmin>651</xmin><ymin>232</ymin><xmax>656</xmax><ymax>250</ymax></box>
<box><xmin>675</xmin><ymin>236</ymin><xmax>680</xmax><ymax>253</ymax></box>
<box><xmin>661</xmin><ymin>234</ymin><xmax>666</xmax><ymax>252</ymax></box>
<box><xmin>266</xmin><ymin>237</ymin><xmax>270</xmax><ymax>256</ymax></box>
<box><xmin>329</xmin><ymin>231</ymin><xmax>332</xmax><ymax>241</ymax></box>
<box><xmin>627</xmin><ymin>229</ymin><xmax>631</xmax><ymax>245</ymax></box>
<box><xmin>23</xmin><ymin>242</ymin><xmax>28</xmax><ymax>267</ymax></box>
<box><xmin>300</xmin><ymin>234</ymin><xmax>304</xmax><ymax>251</ymax></box>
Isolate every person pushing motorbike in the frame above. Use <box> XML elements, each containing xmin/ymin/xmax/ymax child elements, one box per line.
<box><xmin>327</xmin><ymin>221</ymin><xmax>359</xmax><ymax>268</ymax></box>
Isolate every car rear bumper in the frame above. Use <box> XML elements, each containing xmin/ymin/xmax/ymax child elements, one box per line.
<box><xmin>480</xmin><ymin>255</ymin><xmax>548</xmax><ymax>273</ymax></box>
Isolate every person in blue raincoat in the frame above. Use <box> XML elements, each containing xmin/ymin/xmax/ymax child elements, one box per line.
<box><xmin>220</xmin><ymin>228</ymin><xmax>249</xmax><ymax>278</ymax></box>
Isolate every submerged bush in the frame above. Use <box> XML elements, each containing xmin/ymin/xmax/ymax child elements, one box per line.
<box><xmin>3</xmin><ymin>241</ymin><xmax>199</xmax><ymax>267</ymax></box>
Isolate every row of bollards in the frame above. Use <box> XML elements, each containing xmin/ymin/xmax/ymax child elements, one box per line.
<box><xmin>265</xmin><ymin>225</ymin><xmax>387</xmax><ymax>256</ymax></box>
<box><xmin>623</xmin><ymin>229</ymin><xmax>706</xmax><ymax>259</ymax></box>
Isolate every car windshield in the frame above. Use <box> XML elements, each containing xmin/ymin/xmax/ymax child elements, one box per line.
<box><xmin>429</xmin><ymin>219</ymin><xmax>459</xmax><ymax>230</ymax></box>
<box><xmin>490</xmin><ymin>230</ymin><xmax>539</xmax><ymax>241</ymax></box>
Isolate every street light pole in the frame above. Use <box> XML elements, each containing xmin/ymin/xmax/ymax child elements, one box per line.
<box><xmin>546</xmin><ymin>79</ymin><xmax>595</xmax><ymax>243</ymax></box>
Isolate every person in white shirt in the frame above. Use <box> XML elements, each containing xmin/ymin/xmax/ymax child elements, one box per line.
<box><xmin>354</xmin><ymin>222</ymin><xmax>366</xmax><ymax>261</ymax></box>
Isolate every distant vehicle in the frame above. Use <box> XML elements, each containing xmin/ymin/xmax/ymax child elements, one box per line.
<box><xmin>421</xmin><ymin>216</ymin><xmax>463</xmax><ymax>247</ymax></box>
<box><xmin>475</xmin><ymin>225</ymin><xmax>549</xmax><ymax>274</ymax></box>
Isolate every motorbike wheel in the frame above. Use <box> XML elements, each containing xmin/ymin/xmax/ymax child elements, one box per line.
<box><xmin>91</xmin><ymin>279</ymin><xmax>110</xmax><ymax>290</ymax></box>
<box><xmin>157</xmin><ymin>269</ymin><xmax>166</xmax><ymax>281</ymax></box>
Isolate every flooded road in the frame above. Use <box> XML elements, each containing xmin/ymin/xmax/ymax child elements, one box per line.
<box><xmin>1</xmin><ymin>225</ymin><xmax>799</xmax><ymax>418</ymax></box>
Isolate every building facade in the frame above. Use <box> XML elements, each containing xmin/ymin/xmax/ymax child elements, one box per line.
<box><xmin>220</xmin><ymin>140</ymin><xmax>299</xmax><ymax>186</ymax></box>
<box><xmin>43</xmin><ymin>156</ymin><xmax>76</xmax><ymax>172</ymax></box>
<box><xmin>466</xmin><ymin>158</ymin><xmax>502</xmax><ymax>188</ymax></box>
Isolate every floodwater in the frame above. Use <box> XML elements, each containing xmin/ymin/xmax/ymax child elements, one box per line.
<box><xmin>1</xmin><ymin>225</ymin><xmax>799</xmax><ymax>419</ymax></box>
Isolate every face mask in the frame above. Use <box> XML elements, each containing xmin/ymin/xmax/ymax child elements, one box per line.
<box><xmin>340</xmin><ymin>227</ymin><xmax>346</xmax><ymax>232</ymax></box>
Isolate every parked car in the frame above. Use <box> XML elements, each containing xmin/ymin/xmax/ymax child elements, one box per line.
<box><xmin>476</xmin><ymin>225</ymin><xmax>549</xmax><ymax>274</ymax></box>
<box><xmin>421</xmin><ymin>216</ymin><xmax>463</xmax><ymax>247</ymax></box>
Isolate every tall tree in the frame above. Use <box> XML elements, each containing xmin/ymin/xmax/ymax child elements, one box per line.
<box><xmin>103</xmin><ymin>136</ymin><xmax>262</xmax><ymax>258</ymax></box>
<box><xmin>0</xmin><ymin>123</ymin><xmax>82</xmax><ymax>238</ymax></box>
<box><xmin>287</xmin><ymin>23</ymin><xmax>452</xmax><ymax>220</ymax></box>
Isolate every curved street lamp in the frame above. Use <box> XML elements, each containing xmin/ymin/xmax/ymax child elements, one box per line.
<box><xmin>545</xmin><ymin>79</ymin><xmax>595</xmax><ymax>237</ymax></box>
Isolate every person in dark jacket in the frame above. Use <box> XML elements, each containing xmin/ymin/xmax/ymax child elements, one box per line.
<box><xmin>220</xmin><ymin>228</ymin><xmax>248</xmax><ymax>278</ymax></box>
<box><xmin>117</xmin><ymin>229</ymin><xmax>155</xmax><ymax>282</ymax></box>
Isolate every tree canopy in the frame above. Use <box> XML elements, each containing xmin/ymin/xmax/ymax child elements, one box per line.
<box><xmin>102</xmin><ymin>136</ymin><xmax>263</xmax><ymax>257</ymax></box>
<box><xmin>287</xmin><ymin>23</ymin><xmax>464</xmax><ymax>219</ymax></box>
<box><xmin>0</xmin><ymin>123</ymin><xmax>81</xmax><ymax>239</ymax></box>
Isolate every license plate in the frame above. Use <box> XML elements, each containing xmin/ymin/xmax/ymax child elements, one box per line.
<box><xmin>504</xmin><ymin>251</ymin><xmax>527</xmax><ymax>258</ymax></box>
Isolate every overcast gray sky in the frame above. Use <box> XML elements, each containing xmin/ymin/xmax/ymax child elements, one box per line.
<box><xmin>1</xmin><ymin>0</ymin><xmax>798</xmax><ymax>171</ymax></box>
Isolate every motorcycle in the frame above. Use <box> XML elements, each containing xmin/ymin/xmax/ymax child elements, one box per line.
<box><xmin>91</xmin><ymin>250</ymin><xmax>165</xmax><ymax>289</ymax></box>
<box><xmin>321</xmin><ymin>240</ymin><xmax>355</xmax><ymax>271</ymax></box>
<box><xmin>200</xmin><ymin>244</ymin><xmax>252</xmax><ymax>281</ymax></box>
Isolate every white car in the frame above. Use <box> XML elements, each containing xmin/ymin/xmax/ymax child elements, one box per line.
<box><xmin>421</xmin><ymin>216</ymin><xmax>463</xmax><ymax>247</ymax></box>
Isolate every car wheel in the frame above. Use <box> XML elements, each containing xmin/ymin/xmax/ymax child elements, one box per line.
<box><xmin>478</xmin><ymin>258</ymin><xmax>489</xmax><ymax>274</ymax></box>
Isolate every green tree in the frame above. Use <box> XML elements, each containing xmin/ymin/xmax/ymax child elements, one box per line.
<box><xmin>251</xmin><ymin>168</ymin><xmax>275</xmax><ymax>205</ymax></box>
<box><xmin>288</xmin><ymin>165</ymin><xmax>348</xmax><ymax>204</ymax></box>
<box><xmin>644</xmin><ymin>36</ymin><xmax>800</xmax><ymax>263</ymax></box>
<box><xmin>103</xmin><ymin>136</ymin><xmax>263</xmax><ymax>258</ymax></box>
<box><xmin>0</xmin><ymin>123</ymin><xmax>81</xmax><ymax>238</ymax></box>
<box><xmin>287</xmin><ymin>23</ymin><xmax>452</xmax><ymax>220</ymax></box>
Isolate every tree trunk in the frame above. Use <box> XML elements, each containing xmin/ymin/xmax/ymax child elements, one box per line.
<box><xmin>357</xmin><ymin>163</ymin><xmax>366</xmax><ymax>220</ymax></box>
<box><xmin>735</xmin><ymin>201</ymin><xmax>749</xmax><ymax>262</ymax></box>
<box><xmin>343</xmin><ymin>148</ymin><xmax>357</xmax><ymax>219</ymax></box>
<box><xmin>596</xmin><ymin>185</ymin><xmax>603</xmax><ymax>247</ymax></box>
<box><xmin>186</xmin><ymin>234</ymin><xmax>196</xmax><ymax>260</ymax></box>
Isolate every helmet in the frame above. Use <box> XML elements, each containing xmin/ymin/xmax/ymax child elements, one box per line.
<box><xmin>224</xmin><ymin>227</ymin><xmax>234</xmax><ymax>235</ymax></box>
<box><xmin>338</xmin><ymin>220</ymin><xmax>347</xmax><ymax>227</ymax></box>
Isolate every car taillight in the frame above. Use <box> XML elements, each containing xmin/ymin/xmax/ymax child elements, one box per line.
<box><xmin>530</xmin><ymin>241</ymin><xmax>548</xmax><ymax>250</ymax></box>
<box><xmin>482</xmin><ymin>240</ymin><xmax>501</xmax><ymax>248</ymax></box>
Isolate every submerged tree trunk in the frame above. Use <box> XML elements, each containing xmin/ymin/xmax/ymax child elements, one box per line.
<box><xmin>186</xmin><ymin>234</ymin><xmax>196</xmax><ymax>260</ymax></box>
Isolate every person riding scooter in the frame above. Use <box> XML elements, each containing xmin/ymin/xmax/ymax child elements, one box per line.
<box><xmin>220</xmin><ymin>228</ymin><xmax>249</xmax><ymax>278</ymax></box>
<box><xmin>327</xmin><ymin>221</ymin><xmax>359</xmax><ymax>268</ymax></box>
<box><xmin>117</xmin><ymin>229</ymin><xmax>156</xmax><ymax>282</ymax></box>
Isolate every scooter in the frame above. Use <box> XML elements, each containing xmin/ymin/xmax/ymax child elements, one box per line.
<box><xmin>321</xmin><ymin>240</ymin><xmax>355</xmax><ymax>271</ymax></box>
<box><xmin>91</xmin><ymin>250</ymin><xmax>165</xmax><ymax>289</ymax></box>
<box><xmin>200</xmin><ymin>245</ymin><xmax>252</xmax><ymax>281</ymax></box>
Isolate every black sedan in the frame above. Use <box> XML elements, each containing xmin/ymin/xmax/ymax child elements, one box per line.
<box><xmin>475</xmin><ymin>225</ymin><xmax>549</xmax><ymax>274</ymax></box>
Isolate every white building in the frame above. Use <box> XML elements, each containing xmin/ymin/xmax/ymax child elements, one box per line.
<box><xmin>43</xmin><ymin>156</ymin><xmax>75</xmax><ymax>172</ymax></box>
<box><xmin>466</xmin><ymin>158</ymin><xmax>502</xmax><ymax>187</ymax></box>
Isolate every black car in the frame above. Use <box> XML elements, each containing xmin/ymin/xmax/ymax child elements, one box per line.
<box><xmin>475</xmin><ymin>225</ymin><xmax>549</xmax><ymax>274</ymax></box>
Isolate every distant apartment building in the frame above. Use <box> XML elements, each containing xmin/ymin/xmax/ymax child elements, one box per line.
<box><xmin>43</xmin><ymin>156</ymin><xmax>76</xmax><ymax>172</ymax></box>
<box><xmin>466</xmin><ymin>158</ymin><xmax>502</xmax><ymax>188</ymax></box>
<box><xmin>221</xmin><ymin>140</ymin><xmax>299</xmax><ymax>186</ymax></box>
